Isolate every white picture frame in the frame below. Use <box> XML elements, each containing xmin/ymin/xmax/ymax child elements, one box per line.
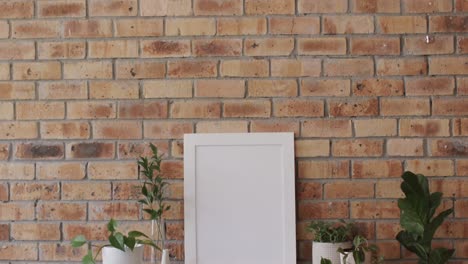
<box><xmin>184</xmin><ymin>133</ymin><xmax>296</xmax><ymax>264</ymax></box>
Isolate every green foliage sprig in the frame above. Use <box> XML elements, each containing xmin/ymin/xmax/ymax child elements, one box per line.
<box><xmin>338</xmin><ymin>235</ymin><xmax>383</xmax><ymax>264</ymax></box>
<box><xmin>71</xmin><ymin>219</ymin><xmax>158</xmax><ymax>264</ymax></box>
<box><xmin>307</xmin><ymin>220</ymin><xmax>355</xmax><ymax>243</ymax></box>
<box><xmin>396</xmin><ymin>171</ymin><xmax>455</xmax><ymax>264</ymax></box>
<box><xmin>137</xmin><ymin>143</ymin><xmax>171</xmax><ymax>249</ymax></box>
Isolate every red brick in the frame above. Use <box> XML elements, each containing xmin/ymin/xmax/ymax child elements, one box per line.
<box><xmin>37</xmin><ymin>162</ymin><xmax>85</xmax><ymax>180</ymax></box>
<box><xmin>271</xmin><ymin>59</ymin><xmax>321</xmax><ymax>77</ymax></box>
<box><xmin>299</xmin><ymin>0</ymin><xmax>347</xmax><ymax>13</ymax></box>
<box><xmin>351</xmin><ymin>37</ymin><xmax>400</xmax><ymax>55</ymax></box>
<box><xmin>196</xmin><ymin>121</ymin><xmax>248</xmax><ymax>133</ymax></box>
<box><xmin>352</xmin><ymin>160</ymin><xmax>403</xmax><ymax>179</ymax></box>
<box><xmin>406</xmin><ymin>77</ymin><xmax>455</xmax><ymax>95</ymax></box>
<box><xmin>458</xmin><ymin>77</ymin><xmax>468</xmax><ymax>95</ymax></box>
<box><xmin>171</xmin><ymin>101</ymin><xmax>220</xmax><ymax>119</ymax></box>
<box><xmin>0</xmin><ymin>0</ymin><xmax>33</xmax><ymax>18</ymax></box>
<box><xmin>329</xmin><ymin>98</ymin><xmax>378</xmax><ymax>117</ymax></box>
<box><xmin>332</xmin><ymin>139</ymin><xmax>384</xmax><ymax>157</ymax></box>
<box><xmin>248</xmin><ymin>80</ymin><xmax>296</xmax><ymax>97</ymax></box>
<box><xmin>64</xmin><ymin>61</ymin><xmax>113</xmax><ymax>79</ymax></box>
<box><xmin>39</xmin><ymin>243</ymin><xmax>86</xmax><ymax>261</ymax></box>
<box><xmin>41</xmin><ymin>121</ymin><xmax>89</xmax><ymax>139</ymax></box>
<box><xmin>161</xmin><ymin>160</ymin><xmax>184</xmax><ymax>179</ymax></box>
<box><xmin>11</xmin><ymin>223</ymin><xmax>60</xmax><ymax>241</ymax></box>
<box><xmin>298</xmin><ymin>160</ymin><xmax>349</xmax><ymax>179</ymax></box>
<box><xmin>171</xmin><ymin>141</ymin><xmax>184</xmax><ymax>158</ymax></box>
<box><xmin>144</xmin><ymin>121</ymin><xmax>193</xmax><ymax>139</ymax></box>
<box><xmin>143</xmin><ymin>80</ymin><xmax>192</xmax><ymax>98</ymax></box>
<box><xmin>0</xmin><ymin>183</ymin><xmax>8</xmax><ymax>201</ymax></box>
<box><xmin>431</xmin><ymin>180</ymin><xmax>468</xmax><ymax>197</ymax></box>
<box><xmin>0</xmin><ymin>202</ymin><xmax>34</xmax><ymax>220</ymax></box>
<box><xmin>455</xmin><ymin>201</ymin><xmax>468</xmax><ymax>218</ymax></box>
<box><xmin>38</xmin><ymin>0</ymin><xmax>85</xmax><ymax>17</ymax></box>
<box><xmin>112</xmin><ymin>182</ymin><xmax>141</xmax><ymax>200</ymax></box>
<box><xmin>0</xmin><ymin>42</ymin><xmax>34</xmax><ymax>60</ymax></box>
<box><xmin>38</xmin><ymin>41</ymin><xmax>86</xmax><ymax>59</ymax></box>
<box><xmin>89</xmin><ymin>0</ymin><xmax>137</xmax><ymax>16</ymax></box>
<box><xmin>269</xmin><ymin>17</ymin><xmax>320</xmax><ymax>35</ymax></box>
<box><xmin>404</xmin><ymin>35</ymin><xmax>454</xmax><ymax>55</ymax></box>
<box><xmin>93</xmin><ymin>120</ymin><xmax>141</xmax><ymax>139</ymax></box>
<box><xmin>274</xmin><ymin>99</ymin><xmax>324</xmax><ymax>117</ymax></box>
<box><xmin>251</xmin><ymin>120</ymin><xmax>299</xmax><ymax>136</ymax></box>
<box><xmin>140</xmin><ymin>0</ymin><xmax>191</xmax><ymax>16</ymax></box>
<box><xmin>456</xmin><ymin>0</ymin><xmax>468</xmax><ymax>11</ymax></box>
<box><xmin>354</xmin><ymin>119</ymin><xmax>397</xmax><ymax>137</ymax></box>
<box><xmin>301</xmin><ymin>79</ymin><xmax>349</xmax><ymax>96</ymax></box>
<box><xmin>223</xmin><ymin>100</ymin><xmax>271</xmax><ymax>118</ymax></box>
<box><xmin>221</xmin><ymin>60</ymin><xmax>269</xmax><ymax>77</ymax></box>
<box><xmin>89</xmin><ymin>40</ymin><xmax>138</xmax><ymax>58</ymax></box>
<box><xmin>454</xmin><ymin>118</ymin><xmax>468</xmax><ymax>136</ymax></box>
<box><xmin>351</xmin><ymin>0</ymin><xmax>400</xmax><ymax>13</ymax></box>
<box><xmin>353</xmin><ymin>78</ymin><xmax>404</xmax><ymax>96</ymax></box>
<box><xmin>12</xmin><ymin>20</ymin><xmax>60</xmax><ymax>39</ymax></box>
<box><xmin>17</xmin><ymin>102</ymin><xmax>64</xmax><ymax>120</ymax></box>
<box><xmin>116</xmin><ymin>60</ymin><xmax>165</xmax><ymax>79</ymax></box>
<box><xmin>323</xmin><ymin>15</ymin><xmax>374</xmax><ymax>34</ymax></box>
<box><xmin>430</xmin><ymin>16</ymin><xmax>468</xmax><ymax>33</ymax></box>
<box><xmin>166</xmin><ymin>18</ymin><xmax>216</xmax><ymax>36</ymax></box>
<box><xmin>141</xmin><ymin>40</ymin><xmax>191</xmax><ymax>58</ymax></box>
<box><xmin>89</xmin><ymin>162</ymin><xmax>137</xmax><ymax>180</ymax></box>
<box><xmin>400</xmin><ymin>118</ymin><xmax>450</xmax><ymax>137</ymax></box>
<box><xmin>324</xmin><ymin>181</ymin><xmax>374</xmax><ymax>199</ymax></box>
<box><xmin>89</xmin><ymin>81</ymin><xmax>138</xmax><ymax>99</ymax></box>
<box><xmin>406</xmin><ymin>159</ymin><xmax>454</xmax><ymax>176</ymax></box>
<box><xmin>378</xmin><ymin>16</ymin><xmax>427</xmax><ymax>34</ymax></box>
<box><xmin>89</xmin><ymin>202</ymin><xmax>139</xmax><ymax>220</ymax></box>
<box><xmin>196</xmin><ymin>80</ymin><xmax>245</xmax><ymax>98</ymax></box>
<box><xmin>433</xmin><ymin>98</ymin><xmax>468</xmax><ymax>115</ymax></box>
<box><xmin>0</xmin><ymin>223</ymin><xmax>8</xmax><ymax>239</ymax></box>
<box><xmin>217</xmin><ymin>17</ymin><xmax>267</xmax><ymax>35</ymax></box>
<box><xmin>459</xmin><ymin>36</ymin><xmax>468</xmax><ymax>54</ymax></box>
<box><xmin>0</xmin><ymin>64</ymin><xmax>9</xmax><ymax>80</ymax></box>
<box><xmin>245</xmin><ymin>0</ymin><xmax>294</xmax><ymax>15</ymax></box>
<box><xmin>115</xmin><ymin>18</ymin><xmax>163</xmax><ymax>37</ymax></box>
<box><xmin>302</xmin><ymin>119</ymin><xmax>352</xmax><ymax>137</ymax></box>
<box><xmin>351</xmin><ymin>201</ymin><xmax>399</xmax><ymax>219</ymax></box>
<box><xmin>194</xmin><ymin>0</ymin><xmax>242</xmax><ymax>15</ymax></box>
<box><xmin>0</xmin><ymin>21</ymin><xmax>8</xmax><ymax>38</ymax></box>
<box><xmin>0</xmin><ymin>163</ymin><xmax>34</xmax><ymax>180</ymax></box>
<box><xmin>0</xmin><ymin>121</ymin><xmax>37</xmax><ymax>140</ymax></box>
<box><xmin>62</xmin><ymin>182</ymin><xmax>111</xmax><ymax>200</ymax></box>
<box><xmin>15</xmin><ymin>142</ymin><xmax>64</xmax><ymax>160</ymax></box>
<box><xmin>245</xmin><ymin>38</ymin><xmax>294</xmax><ymax>56</ymax></box>
<box><xmin>298</xmin><ymin>37</ymin><xmax>347</xmax><ymax>55</ymax></box>
<box><xmin>66</xmin><ymin>142</ymin><xmax>115</xmax><ymax>159</ymax></box>
<box><xmin>387</xmin><ymin>139</ymin><xmax>424</xmax><ymax>156</ymax></box>
<box><xmin>0</xmin><ymin>243</ymin><xmax>38</xmax><ymax>260</ymax></box>
<box><xmin>0</xmin><ymin>144</ymin><xmax>9</xmax><ymax>160</ymax></box>
<box><xmin>298</xmin><ymin>201</ymin><xmax>349</xmax><ymax>220</ymax></box>
<box><xmin>118</xmin><ymin>101</ymin><xmax>168</xmax><ymax>119</ymax></box>
<box><xmin>377</xmin><ymin>57</ymin><xmax>427</xmax><ymax>76</ymax></box>
<box><xmin>10</xmin><ymin>182</ymin><xmax>59</xmax><ymax>200</ymax></box>
<box><xmin>429</xmin><ymin>139</ymin><xmax>468</xmax><ymax>157</ymax></box>
<box><xmin>118</xmin><ymin>141</ymin><xmax>169</xmax><ymax>159</ymax></box>
<box><xmin>376</xmin><ymin>181</ymin><xmax>404</xmax><ymax>198</ymax></box>
<box><xmin>0</xmin><ymin>102</ymin><xmax>13</xmax><ymax>120</ymax></box>
<box><xmin>193</xmin><ymin>39</ymin><xmax>242</xmax><ymax>57</ymax></box>
<box><xmin>64</xmin><ymin>19</ymin><xmax>112</xmax><ymax>38</ymax></box>
<box><xmin>63</xmin><ymin>223</ymin><xmax>108</xmax><ymax>241</ymax></box>
<box><xmin>13</xmin><ymin>62</ymin><xmax>61</xmax><ymax>80</ymax></box>
<box><xmin>295</xmin><ymin>139</ymin><xmax>329</xmax><ymax>157</ymax></box>
<box><xmin>168</xmin><ymin>60</ymin><xmax>217</xmax><ymax>78</ymax></box>
<box><xmin>67</xmin><ymin>101</ymin><xmax>116</xmax><ymax>119</ymax></box>
<box><xmin>0</xmin><ymin>82</ymin><xmax>35</xmax><ymax>100</ymax></box>
<box><xmin>38</xmin><ymin>81</ymin><xmax>87</xmax><ymax>100</ymax></box>
<box><xmin>403</xmin><ymin>0</ymin><xmax>452</xmax><ymax>13</ymax></box>
<box><xmin>324</xmin><ymin>58</ymin><xmax>374</xmax><ymax>77</ymax></box>
<box><xmin>429</xmin><ymin>57</ymin><xmax>468</xmax><ymax>75</ymax></box>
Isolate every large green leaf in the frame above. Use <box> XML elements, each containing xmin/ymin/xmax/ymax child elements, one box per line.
<box><xmin>128</xmin><ymin>230</ymin><xmax>151</xmax><ymax>239</ymax></box>
<box><xmin>124</xmin><ymin>236</ymin><xmax>136</xmax><ymax>251</ymax></box>
<box><xmin>428</xmin><ymin>248</ymin><xmax>455</xmax><ymax>264</ymax></box>
<box><xmin>398</xmin><ymin>198</ymin><xmax>425</xmax><ymax>235</ymax></box>
<box><xmin>71</xmin><ymin>235</ymin><xmax>87</xmax><ymax>248</ymax></box>
<box><xmin>396</xmin><ymin>231</ymin><xmax>428</xmax><ymax>259</ymax></box>
<box><xmin>109</xmin><ymin>232</ymin><xmax>125</xmax><ymax>252</ymax></box>
<box><xmin>320</xmin><ymin>258</ymin><xmax>332</xmax><ymax>264</ymax></box>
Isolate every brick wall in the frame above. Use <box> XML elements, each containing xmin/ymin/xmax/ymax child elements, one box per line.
<box><xmin>0</xmin><ymin>0</ymin><xmax>467</xmax><ymax>262</ymax></box>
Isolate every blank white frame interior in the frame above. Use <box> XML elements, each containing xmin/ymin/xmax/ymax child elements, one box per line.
<box><xmin>184</xmin><ymin>133</ymin><xmax>296</xmax><ymax>264</ymax></box>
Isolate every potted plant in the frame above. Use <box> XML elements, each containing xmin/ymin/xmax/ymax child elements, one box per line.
<box><xmin>396</xmin><ymin>171</ymin><xmax>455</xmax><ymax>264</ymax></box>
<box><xmin>71</xmin><ymin>219</ymin><xmax>158</xmax><ymax>264</ymax></box>
<box><xmin>137</xmin><ymin>143</ymin><xmax>171</xmax><ymax>263</ymax></box>
<box><xmin>307</xmin><ymin>220</ymin><xmax>355</xmax><ymax>264</ymax></box>
<box><xmin>71</xmin><ymin>144</ymin><xmax>171</xmax><ymax>264</ymax></box>
<box><xmin>338</xmin><ymin>235</ymin><xmax>383</xmax><ymax>264</ymax></box>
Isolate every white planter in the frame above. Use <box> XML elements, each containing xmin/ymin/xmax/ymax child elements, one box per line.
<box><xmin>102</xmin><ymin>245</ymin><xmax>144</xmax><ymax>264</ymax></box>
<box><xmin>161</xmin><ymin>249</ymin><xmax>171</xmax><ymax>264</ymax></box>
<box><xmin>312</xmin><ymin>241</ymin><xmax>352</xmax><ymax>264</ymax></box>
<box><xmin>340</xmin><ymin>252</ymin><xmax>355</xmax><ymax>264</ymax></box>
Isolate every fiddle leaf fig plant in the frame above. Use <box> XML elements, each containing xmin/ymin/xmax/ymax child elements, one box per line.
<box><xmin>396</xmin><ymin>171</ymin><xmax>455</xmax><ymax>264</ymax></box>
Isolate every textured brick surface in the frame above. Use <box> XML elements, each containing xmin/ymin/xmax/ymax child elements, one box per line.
<box><xmin>0</xmin><ymin>1</ymin><xmax>466</xmax><ymax>263</ymax></box>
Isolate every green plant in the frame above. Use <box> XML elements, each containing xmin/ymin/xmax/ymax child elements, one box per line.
<box><xmin>396</xmin><ymin>171</ymin><xmax>455</xmax><ymax>264</ymax></box>
<box><xmin>307</xmin><ymin>220</ymin><xmax>355</xmax><ymax>243</ymax></box>
<box><xmin>338</xmin><ymin>235</ymin><xmax>383</xmax><ymax>264</ymax></box>
<box><xmin>137</xmin><ymin>143</ymin><xmax>171</xmax><ymax>249</ymax></box>
<box><xmin>71</xmin><ymin>219</ymin><xmax>158</xmax><ymax>264</ymax></box>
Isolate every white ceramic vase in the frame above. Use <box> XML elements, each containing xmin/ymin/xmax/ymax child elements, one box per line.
<box><xmin>312</xmin><ymin>241</ymin><xmax>352</xmax><ymax>264</ymax></box>
<box><xmin>102</xmin><ymin>245</ymin><xmax>144</xmax><ymax>264</ymax></box>
<box><xmin>161</xmin><ymin>249</ymin><xmax>170</xmax><ymax>264</ymax></box>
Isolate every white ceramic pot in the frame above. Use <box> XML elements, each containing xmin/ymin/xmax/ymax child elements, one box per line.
<box><xmin>161</xmin><ymin>249</ymin><xmax>171</xmax><ymax>264</ymax></box>
<box><xmin>312</xmin><ymin>241</ymin><xmax>352</xmax><ymax>264</ymax></box>
<box><xmin>102</xmin><ymin>245</ymin><xmax>144</xmax><ymax>264</ymax></box>
<box><xmin>340</xmin><ymin>252</ymin><xmax>355</xmax><ymax>264</ymax></box>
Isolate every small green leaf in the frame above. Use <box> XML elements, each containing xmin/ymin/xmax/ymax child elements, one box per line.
<box><xmin>128</xmin><ymin>230</ymin><xmax>150</xmax><ymax>239</ymax></box>
<box><xmin>320</xmin><ymin>257</ymin><xmax>332</xmax><ymax>264</ymax></box>
<box><xmin>109</xmin><ymin>232</ymin><xmax>125</xmax><ymax>252</ymax></box>
<box><xmin>82</xmin><ymin>250</ymin><xmax>95</xmax><ymax>264</ymax></box>
<box><xmin>138</xmin><ymin>239</ymin><xmax>161</xmax><ymax>251</ymax></box>
<box><xmin>107</xmin><ymin>219</ymin><xmax>118</xmax><ymax>233</ymax></box>
<box><xmin>71</xmin><ymin>235</ymin><xmax>87</xmax><ymax>248</ymax></box>
<box><xmin>124</xmin><ymin>236</ymin><xmax>136</xmax><ymax>251</ymax></box>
